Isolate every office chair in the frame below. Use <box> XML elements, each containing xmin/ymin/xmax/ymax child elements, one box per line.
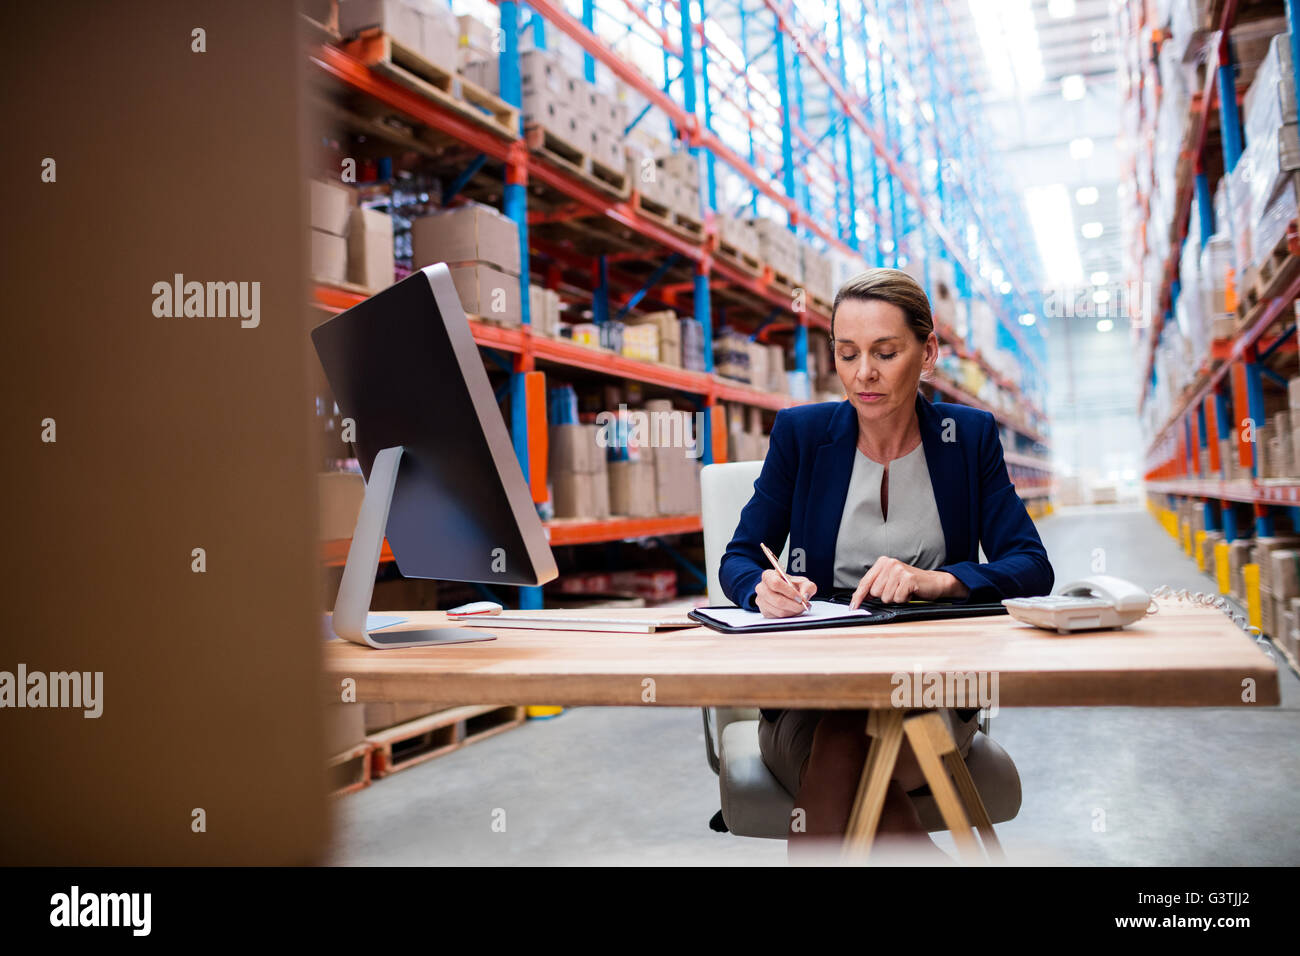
<box><xmin>699</xmin><ymin>460</ymin><xmax>1022</xmax><ymax>840</ymax></box>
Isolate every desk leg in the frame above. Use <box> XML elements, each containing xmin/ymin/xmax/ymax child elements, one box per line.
<box><xmin>903</xmin><ymin>712</ymin><xmax>985</xmax><ymax>866</ymax></box>
<box><xmin>943</xmin><ymin>750</ymin><xmax>1004</xmax><ymax>863</ymax></box>
<box><xmin>842</xmin><ymin>709</ymin><xmax>905</xmax><ymax>857</ymax></box>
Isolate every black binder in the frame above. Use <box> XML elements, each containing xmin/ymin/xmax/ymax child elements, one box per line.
<box><xmin>687</xmin><ymin>590</ymin><xmax>1008</xmax><ymax>634</ymax></box>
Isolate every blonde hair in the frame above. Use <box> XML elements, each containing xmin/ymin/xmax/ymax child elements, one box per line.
<box><xmin>830</xmin><ymin>268</ymin><xmax>934</xmax><ymax>343</ymax></box>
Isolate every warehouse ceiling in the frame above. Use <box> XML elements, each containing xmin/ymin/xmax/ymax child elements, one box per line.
<box><xmin>952</xmin><ymin>0</ymin><xmax>1125</xmax><ymax>323</ymax></box>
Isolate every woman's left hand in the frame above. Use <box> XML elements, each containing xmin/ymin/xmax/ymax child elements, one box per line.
<box><xmin>848</xmin><ymin>557</ymin><xmax>969</xmax><ymax>608</ymax></box>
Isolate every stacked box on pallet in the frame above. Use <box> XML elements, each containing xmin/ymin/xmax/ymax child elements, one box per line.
<box><xmin>1254</xmin><ymin>537</ymin><xmax>1300</xmax><ymax>634</ymax></box>
<box><xmin>624</xmin><ymin>310</ymin><xmax>681</xmax><ymax>366</ymax></box>
<box><xmin>609</xmin><ymin>459</ymin><xmax>656</xmax><ymax>515</ymax></box>
<box><xmin>574</xmin><ymin>80</ymin><xmax>627</xmax><ymax>176</ymax></box>
<box><xmin>1199</xmin><ymin>235</ymin><xmax>1235</xmax><ymax>341</ymax></box>
<box><xmin>800</xmin><ymin>243</ymin><xmax>834</xmax><ymax>307</ymax></box>
<box><xmin>1202</xmin><ymin>528</ymin><xmax>1225</xmax><ymax>573</ymax></box>
<box><xmin>1285</xmin><ymin>599</ymin><xmax>1300</xmax><ymax>660</ymax></box>
<box><xmin>465</xmin><ymin>48</ymin><xmax>590</xmax><ymax>151</ymax></box>
<box><xmin>528</xmin><ymin>284</ymin><xmax>561</xmax><ymax>336</ymax></box>
<box><xmin>347</xmin><ymin>206</ymin><xmax>395</xmax><ymax>291</ymax></box>
<box><xmin>655</xmin><ymin>150</ymin><xmax>701</xmax><ymax>223</ymax></box>
<box><xmin>1228</xmin><ymin>538</ymin><xmax>1254</xmax><ymax>600</ymax></box>
<box><xmin>767</xmin><ymin>343</ymin><xmax>787</xmax><ymax>394</ymax></box>
<box><xmin>411</xmin><ymin>202</ymin><xmax>522</xmax><ymax>323</ymax></box>
<box><xmin>309</xmin><ymin>179</ymin><xmax>353</xmax><ymax>283</ymax></box>
<box><xmin>714</xmin><ymin>329</ymin><xmax>752</xmax><ymax>383</ymax></box>
<box><xmin>339</xmin><ymin>0</ymin><xmax>458</xmax><ymax>67</ymax></box>
<box><xmin>717</xmin><ymin>215</ymin><xmax>761</xmax><ymax>264</ymax></box>
<box><xmin>550</xmin><ymin>423</ymin><xmax>610</xmax><ymax>519</ymax></box>
<box><xmin>725</xmin><ymin>403</ymin><xmax>765</xmax><ymax>461</ymax></box>
<box><xmin>455</xmin><ymin>12</ymin><xmax>495</xmax><ymax>72</ymax></box>
<box><xmin>621</xmin><ymin>322</ymin><xmax>658</xmax><ymax>362</ymax></box>
<box><xmin>644</xmin><ymin>400</ymin><xmax>700</xmax><ymax>514</ymax></box>
<box><xmin>747</xmin><ymin>341</ymin><xmax>769</xmax><ymax>391</ymax></box>
<box><xmin>1242</xmin><ymin>32</ymin><xmax>1300</xmax><ymax>270</ymax></box>
<box><xmin>748</xmin><ymin>218</ymin><xmax>801</xmax><ymax>283</ymax></box>
<box><xmin>680</xmin><ymin>317</ymin><xmax>706</xmax><ymax>371</ymax></box>
<box><xmin>625</xmin><ymin>142</ymin><xmax>674</xmax><ymax>211</ymax></box>
<box><xmin>1268</xmin><ymin>548</ymin><xmax>1300</xmax><ymax>638</ymax></box>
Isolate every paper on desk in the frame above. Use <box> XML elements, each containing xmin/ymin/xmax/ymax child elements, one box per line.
<box><xmin>695</xmin><ymin>600</ymin><xmax>871</xmax><ymax>630</ymax></box>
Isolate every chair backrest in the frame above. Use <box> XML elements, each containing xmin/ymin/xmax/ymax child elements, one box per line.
<box><xmin>701</xmin><ymin>460</ymin><xmax>788</xmax><ymax>606</ymax></box>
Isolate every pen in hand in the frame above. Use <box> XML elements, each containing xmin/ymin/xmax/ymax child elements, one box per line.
<box><xmin>759</xmin><ymin>541</ymin><xmax>812</xmax><ymax>613</ymax></box>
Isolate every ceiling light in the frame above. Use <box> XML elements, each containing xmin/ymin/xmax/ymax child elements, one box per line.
<box><xmin>1061</xmin><ymin>74</ymin><xmax>1086</xmax><ymax>100</ymax></box>
<box><xmin>1019</xmin><ymin>312</ymin><xmax>1036</xmax><ymax>326</ymax></box>
<box><xmin>1069</xmin><ymin>137</ymin><xmax>1094</xmax><ymax>159</ymax></box>
<box><xmin>1000</xmin><ymin>281</ymin><xmax>1012</xmax><ymax>293</ymax></box>
<box><xmin>1091</xmin><ymin>270</ymin><xmax>1109</xmax><ymax>285</ymax></box>
<box><xmin>1096</xmin><ymin>318</ymin><xmax>1114</xmax><ymax>332</ymax></box>
<box><xmin>1024</xmin><ymin>183</ymin><xmax>1083</xmax><ymax>285</ymax></box>
<box><xmin>1081</xmin><ymin>221</ymin><xmax>1104</xmax><ymax>238</ymax></box>
<box><xmin>968</xmin><ymin>0</ymin><xmax>1045</xmax><ymax>95</ymax></box>
<box><xmin>1076</xmin><ymin>186</ymin><xmax>1099</xmax><ymax>205</ymax></box>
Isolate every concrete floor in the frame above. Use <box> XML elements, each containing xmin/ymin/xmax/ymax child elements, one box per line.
<box><xmin>328</xmin><ymin>505</ymin><xmax>1300</xmax><ymax>865</ymax></box>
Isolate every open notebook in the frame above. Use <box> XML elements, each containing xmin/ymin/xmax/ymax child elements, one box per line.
<box><xmin>688</xmin><ymin>596</ymin><xmax>1007</xmax><ymax>633</ymax></box>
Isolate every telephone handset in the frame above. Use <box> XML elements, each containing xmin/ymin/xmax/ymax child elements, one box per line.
<box><xmin>1002</xmin><ymin>575</ymin><xmax>1153</xmax><ymax>633</ymax></box>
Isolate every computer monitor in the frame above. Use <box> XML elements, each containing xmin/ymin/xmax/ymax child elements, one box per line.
<box><xmin>311</xmin><ymin>264</ymin><xmax>558</xmax><ymax>648</ymax></box>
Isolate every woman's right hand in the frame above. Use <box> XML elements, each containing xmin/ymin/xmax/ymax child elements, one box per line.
<box><xmin>754</xmin><ymin>569</ymin><xmax>817</xmax><ymax>618</ymax></box>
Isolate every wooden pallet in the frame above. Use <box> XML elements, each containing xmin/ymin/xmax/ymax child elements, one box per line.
<box><xmin>1236</xmin><ymin>230</ymin><xmax>1300</xmax><ymax>330</ymax></box>
<box><xmin>525</xmin><ymin>124</ymin><xmax>629</xmax><ymax>198</ymax></box>
<box><xmin>1255</xmin><ymin>219</ymin><xmax>1299</xmax><ymax>291</ymax></box>
<box><xmin>367</xmin><ymin>704</ymin><xmax>526</xmax><ymax>778</ymax></box>
<box><xmin>767</xmin><ymin>266</ymin><xmax>800</xmax><ymax>299</ymax></box>
<box><xmin>340</xmin><ymin>31</ymin><xmax>518</xmax><ymax>139</ymax></box>
<box><xmin>631</xmin><ymin>189</ymin><xmax>673</xmax><ymax>225</ymax></box>
<box><xmin>715</xmin><ymin>243</ymin><xmax>763</xmax><ymax>277</ymax></box>
<box><xmin>672</xmin><ymin>209</ymin><xmax>704</xmax><ymax>241</ymax></box>
<box><xmin>589</xmin><ymin>153</ymin><xmax>630</xmax><ymax>197</ymax></box>
<box><xmin>328</xmin><ymin>742</ymin><xmax>372</xmax><ymax>797</ymax></box>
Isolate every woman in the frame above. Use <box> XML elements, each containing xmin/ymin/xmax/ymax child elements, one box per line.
<box><xmin>718</xmin><ymin>267</ymin><xmax>1054</xmax><ymax>858</ymax></box>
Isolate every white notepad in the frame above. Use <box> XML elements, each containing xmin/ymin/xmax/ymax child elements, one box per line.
<box><xmin>691</xmin><ymin>600</ymin><xmax>872</xmax><ymax>630</ymax></box>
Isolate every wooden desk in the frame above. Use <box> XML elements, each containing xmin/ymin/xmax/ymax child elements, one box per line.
<box><xmin>322</xmin><ymin>599</ymin><xmax>1278</xmax><ymax>861</ymax></box>
<box><xmin>322</xmin><ymin>599</ymin><xmax>1279</xmax><ymax>708</ymax></box>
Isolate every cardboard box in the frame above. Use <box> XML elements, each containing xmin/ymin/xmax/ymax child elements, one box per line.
<box><xmin>311</xmin><ymin>228</ymin><xmax>348</xmax><ymax>283</ymax></box>
<box><xmin>456</xmin><ymin>13</ymin><xmax>496</xmax><ymax>67</ymax></box>
<box><xmin>339</xmin><ymin>0</ymin><xmax>422</xmax><ymax>51</ymax></box>
<box><xmin>552</xmin><ymin>470</ymin><xmax>611</xmax><ymax>519</ymax></box>
<box><xmin>411</xmin><ymin>202</ymin><xmax>521</xmax><ymax>275</ymax></box>
<box><xmin>324</xmin><ymin>703</ymin><xmax>366</xmax><ymax>756</ymax></box>
<box><xmin>448</xmin><ymin>264</ymin><xmax>521</xmax><ymax>323</ymax></box>
<box><xmin>415</xmin><ymin>1</ymin><xmax>457</xmax><ymax>69</ymax></box>
<box><xmin>609</xmin><ymin>460</ymin><xmax>656</xmax><ymax>516</ymax></box>
<box><xmin>549</xmin><ymin>423</ymin><xmax>604</xmax><ymax>475</ymax></box>
<box><xmin>310</xmin><ymin>179</ymin><xmax>353</xmax><ymax>236</ymax></box>
<box><xmin>346</xmin><ymin>206</ymin><xmax>395</xmax><ymax>291</ymax></box>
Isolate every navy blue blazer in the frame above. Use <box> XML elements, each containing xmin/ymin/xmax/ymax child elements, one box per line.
<box><xmin>719</xmin><ymin>392</ymin><xmax>1054</xmax><ymax>612</ymax></box>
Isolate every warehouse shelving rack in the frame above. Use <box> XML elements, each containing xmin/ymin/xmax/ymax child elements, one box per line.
<box><xmin>1131</xmin><ymin>0</ymin><xmax>1300</xmax><ymax>544</ymax></box>
<box><xmin>307</xmin><ymin>0</ymin><xmax>1053</xmax><ymax>607</ymax></box>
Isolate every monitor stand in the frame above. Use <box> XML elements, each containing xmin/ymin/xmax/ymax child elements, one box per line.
<box><xmin>330</xmin><ymin>445</ymin><xmax>496</xmax><ymax>648</ymax></box>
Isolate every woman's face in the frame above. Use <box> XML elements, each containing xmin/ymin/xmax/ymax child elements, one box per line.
<box><xmin>832</xmin><ymin>298</ymin><xmax>937</xmax><ymax>423</ymax></box>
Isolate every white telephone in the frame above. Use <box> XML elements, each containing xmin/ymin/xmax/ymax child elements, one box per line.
<box><xmin>1002</xmin><ymin>575</ymin><xmax>1153</xmax><ymax>634</ymax></box>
